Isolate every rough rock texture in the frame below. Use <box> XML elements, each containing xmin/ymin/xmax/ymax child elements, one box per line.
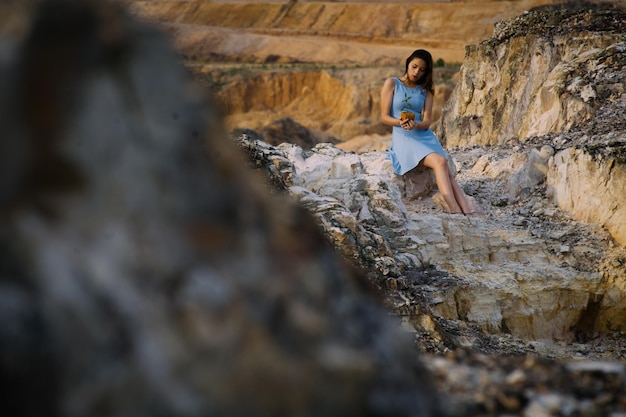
<box><xmin>235</xmin><ymin>123</ymin><xmax>626</xmax><ymax>416</ymax></box>
<box><xmin>236</xmin><ymin>135</ymin><xmax>626</xmax><ymax>344</ymax></box>
<box><xmin>0</xmin><ymin>2</ymin><xmax>439</xmax><ymax>416</ymax></box>
<box><xmin>437</xmin><ymin>4</ymin><xmax>626</xmax><ymax>246</ymax></box>
<box><xmin>437</xmin><ymin>4</ymin><xmax>625</xmax><ymax>147</ymax></box>
<box><xmin>426</xmin><ymin>351</ymin><xmax>626</xmax><ymax>417</ymax></box>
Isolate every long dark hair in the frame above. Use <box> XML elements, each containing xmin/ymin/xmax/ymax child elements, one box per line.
<box><xmin>403</xmin><ymin>49</ymin><xmax>434</xmax><ymax>95</ymax></box>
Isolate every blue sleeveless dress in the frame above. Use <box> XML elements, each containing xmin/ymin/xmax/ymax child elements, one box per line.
<box><xmin>387</xmin><ymin>77</ymin><xmax>448</xmax><ymax>175</ymax></box>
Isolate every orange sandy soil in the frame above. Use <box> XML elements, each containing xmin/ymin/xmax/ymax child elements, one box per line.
<box><xmin>128</xmin><ymin>0</ymin><xmax>559</xmax><ymax>65</ymax></box>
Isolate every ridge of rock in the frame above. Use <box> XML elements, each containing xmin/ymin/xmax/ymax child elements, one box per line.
<box><xmin>235</xmin><ymin>133</ymin><xmax>626</xmax><ymax>346</ymax></box>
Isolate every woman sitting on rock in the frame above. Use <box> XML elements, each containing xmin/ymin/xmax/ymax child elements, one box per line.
<box><xmin>381</xmin><ymin>49</ymin><xmax>471</xmax><ymax>215</ymax></box>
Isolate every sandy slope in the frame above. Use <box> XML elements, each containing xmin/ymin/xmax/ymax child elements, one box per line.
<box><xmin>130</xmin><ymin>0</ymin><xmax>559</xmax><ymax>65</ymax></box>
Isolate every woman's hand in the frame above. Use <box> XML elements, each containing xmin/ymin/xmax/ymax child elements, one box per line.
<box><xmin>400</xmin><ymin>119</ymin><xmax>418</xmax><ymax>130</ymax></box>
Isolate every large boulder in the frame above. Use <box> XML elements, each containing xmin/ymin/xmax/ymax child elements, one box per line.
<box><xmin>0</xmin><ymin>2</ymin><xmax>439</xmax><ymax>416</ymax></box>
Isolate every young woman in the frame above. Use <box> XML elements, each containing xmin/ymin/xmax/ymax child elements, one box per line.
<box><xmin>381</xmin><ymin>49</ymin><xmax>471</xmax><ymax>215</ymax></box>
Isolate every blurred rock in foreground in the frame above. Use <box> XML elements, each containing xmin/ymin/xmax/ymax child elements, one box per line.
<box><xmin>0</xmin><ymin>1</ymin><xmax>439</xmax><ymax>416</ymax></box>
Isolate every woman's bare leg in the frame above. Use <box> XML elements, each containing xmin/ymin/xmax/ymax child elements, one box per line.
<box><xmin>422</xmin><ymin>153</ymin><xmax>462</xmax><ymax>213</ymax></box>
<box><xmin>448</xmin><ymin>170</ymin><xmax>471</xmax><ymax>214</ymax></box>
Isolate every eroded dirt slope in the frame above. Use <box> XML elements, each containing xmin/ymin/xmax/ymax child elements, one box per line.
<box><xmin>129</xmin><ymin>0</ymin><xmax>559</xmax><ymax>64</ymax></box>
<box><xmin>126</xmin><ymin>0</ymin><xmax>563</xmax><ymax>145</ymax></box>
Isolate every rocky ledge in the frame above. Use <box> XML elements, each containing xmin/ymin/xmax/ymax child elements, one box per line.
<box><xmin>234</xmin><ymin>130</ymin><xmax>626</xmax><ymax>352</ymax></box>
<box><xmin>234</xmin><ymin>106</ymin><xmax>626</xmax><ymax>416</ymax></box>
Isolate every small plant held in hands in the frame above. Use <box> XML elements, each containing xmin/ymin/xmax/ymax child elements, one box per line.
<box><xmin>400</xmin><ymin>91</ymin><xmax>415</xmax><ymax>121</ymax></box>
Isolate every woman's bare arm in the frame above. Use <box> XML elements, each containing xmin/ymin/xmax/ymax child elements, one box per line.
<box><xmin>380</xmin><ymin>77</ymin><xmax>402</xmax><ymax>127</ymax></box>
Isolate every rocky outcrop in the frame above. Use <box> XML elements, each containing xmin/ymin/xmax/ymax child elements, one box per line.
<box><xmin>232</xmin><ymin>1</ymin><xmax>626</xmax><ymax>355</ymax></box>
<box><xmin>437</xmin><ymin>5</ymin><xmax>625</xmax><ymax>147</ymax></box>
<box><xmin>0</xmin><ymin>2</ymin><xmax>439</xmax><ymax>416</ymax></box>
<box><xmin>437</xmin><ymin>5</ymin><xmax>626</xmax><ymax>246</ymax></box>
<box><xmin>229</xmin><ymin>4</ymin><xmax>626</xmax><ymax>340</ymax></box>
<box><xmin>236</xmin><ymin>134</ymin><xmax>626</xmax><ymax>343</ymax></box>
<box><xmin>548</xmin><ymin>138</ymin><xmax>626</xmax><ymax>247</ymax></box>
<box><xmin>230</xmin><ymin>3</ymin><xmax>626</xmax><ymax>403</ymax></box>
